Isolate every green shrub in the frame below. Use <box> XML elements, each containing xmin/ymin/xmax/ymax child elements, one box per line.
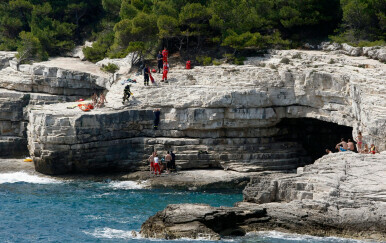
<box><xmin>212</xmin><ymin>59</ymin><xmax>221</xmax><ymax>65</ymax></box>
<box><xmin>101</xmin><ymin>63</ymin><xmax>119</xmax><ymax>73</ymax></box>
<box><xmin>280</xmin><ymin>57</ymin><xmax>290</xmax><ymax>64</ymax></box>
<box><xmin>223</xmin><ymin>53</ymin><xmax>245</xmax><ymax>65</ymax></box>
<box><xmin>196</xmin><ymin>56</ymin><xmax>212</xmax><ymax>66</ymax></box>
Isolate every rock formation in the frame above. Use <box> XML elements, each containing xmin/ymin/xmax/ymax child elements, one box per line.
<box><xmin>26</xmin><ymin>49</ymin><xmax>386</xmax><ymax>174</ymax></box>
<box><xmin>0</xmin><ymin>53</ymin><xmax>109</xmax><ymax>158</ymax></box>
<box><xmin>141</xmin><ymin>152</ymin><xmax>386</xmax><ymax>241</ymax></box>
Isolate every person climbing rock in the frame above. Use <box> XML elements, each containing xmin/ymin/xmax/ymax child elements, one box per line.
<box><xmin>161</xmin><ymin>61</ymin><xmax>169</xmax><ymax>82</ymax></box>
<box><xmin>162</xmin><ymin>47</ymin><xmax>168</xmax><ymax>63</ymax></box>
<box><xmin>153</xmin><ymin>108</ymin><xmax>160</xmax><ymax>130</ymax></box>
<box><xmin>157</xmin><ymin>51</ymin><xmax>163</xmax><ymax>73</ymax></box>
<box><xmin>144</xmin><ymin>64</ymin><xmax>150</xmax><ymax>86</ymax></box>
<box><xmin>122</xmin><ymin>84</ymin><xmax>131</xmax><ymax>104</ymax></box>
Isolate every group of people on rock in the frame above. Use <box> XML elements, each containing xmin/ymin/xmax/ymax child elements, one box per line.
<box><xmin>143</xmin><ymin>47</ymin><xmax>170</xmax><ymax>86</ymax></box>
<box><xmin>148</xmin><ymin>150</ymin><xmax>176</xmax><ymax>176</ymax></box>
<box><xmin>326</xmin><ymin>131</ymin><xmax>379</xmax><ymax>154</ymax></box>
<box><xmin>92</xmin><ymin>92</ymin><xmax>107</xmax><ymax>108</ymax></box>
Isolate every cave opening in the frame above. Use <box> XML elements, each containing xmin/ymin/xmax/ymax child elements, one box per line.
<box><xmin>276</xmin><ymin>118</ymin><xmax>353</xmax><ymax>162</ymax></box>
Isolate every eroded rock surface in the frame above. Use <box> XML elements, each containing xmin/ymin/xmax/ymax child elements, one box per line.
<box><xmin>27</xmin><ymin>49</ymin><xmax>385</xmax><ymax>174</ymax></box>
<box><xmin>141</xmin><ymin>153</ymin><xmax>386</xmax><ymax>241</ymax></box>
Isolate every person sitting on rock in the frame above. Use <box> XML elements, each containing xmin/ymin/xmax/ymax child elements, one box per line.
<box><xmin>347</xmin><ymin>139</ymin><xmax>355</xmax><ymax>151</ymax></box>
<box><xmin>361</xmin><ymin>144</ymin><xmax>369</xmax><ymax>154</ymax></box>
<box><xmin>97</xmin><ymin>93</ymin><xmax>107</xmax><ymax>108</ymax></box>
<box><xmin>369</xmin><ymin>144</ymin><xmax>379</xmax><ymax>154</ymax></box>
<box><xmin>325</xmin><ymin>149</ymin><xmax>333</xmax><ymax>154</ymax></box>
<box><xmin>335</xmin><ymin>138</ymin><xmax>348</xmax><ymax>152</ymax></box>
<box><xmin>122</xmin><ymin>84</ymin><xmax>132</xmax><ymax>105</ymax></box>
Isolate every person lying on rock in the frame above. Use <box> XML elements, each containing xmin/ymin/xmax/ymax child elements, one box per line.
<box><xmin>335</xmin><ymin>138</ymin><xmax>348</xmax><ymax>152</ymax></box>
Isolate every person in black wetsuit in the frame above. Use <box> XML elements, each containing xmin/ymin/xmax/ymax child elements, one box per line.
<box><xmin>122</xmin><ymin>84</ymin><xmax>131</xmax><ymax>104</ymax></box>
<box><xmin>144</xmin><ymin>64</ymin><xmax>150</xmax><ymax>86</ymax></box>
<box><xmin>157</xmin><ymin>51</ymin><xmax>163</xmax><ymax>73</ymax></box>
<box><xmin>170</xmin><ymin>150</ymin><xmax>176</xmax><ymax>172</ymax></box>
<box><xmin>153</xmin><ymin>108</ymin><xmax>160</xmax><ymax>130</ymax></box>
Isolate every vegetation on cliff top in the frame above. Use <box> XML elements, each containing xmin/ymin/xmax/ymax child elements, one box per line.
<box><xmin>0</xmin><ymin>0</ymin><xmax>384</xmax><ymax>63</ymax></box>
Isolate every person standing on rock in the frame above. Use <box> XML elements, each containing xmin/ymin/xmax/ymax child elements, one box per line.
<box><xmin>122</xmin><ymin>84</ymin><xmax>132</xmax><ymax>105</ymax></box>
<box><xmin>336</xmin><ymin>138</ymin><xmax>348</xmax><ymax>152</ymax></box>
<box><xmin>157</xmin><ymin>51</ymin><xmax>163</xmax><ymax>73</ymax></box>
<box><xmin>153</xmin><ymin>108</ymin><xmax>160</xmax><ymax>130</ymax></box>
<box><xmin>148</xmin><ymin>152</ymin><xmax>155</xmax><ymax>174</ymax></box>
<box><xmin>355</xmin><ymin>131</ymin><xmax>363</xmax><ymax>152</ymax></box>
<box><xmin>153</xmin><ymin>153</ymin><xmax>161</xmax><ymax>176</ymax></box>
<box><xmin>144</xmin><ymin>64</ymin><xmax>150</xmax><ymax>86</ymax></box>
<box><xmin>170</xmin><ymin>150</ymin><xmax>176</xmax><ymax>172</ymax></box>
<box><xmin>165</xmin><ymin>151</ymin><xmax>172</xmax><ymax>174</ymax></box>
<box><xmin>162</xmin><ymin>47</ymin><xmax>168</xmax><ymax>63</ymax></box>
<box><xmin>161</xmin><ymin>61</ymin><xmax>169</xmax><ymax>82</ymax></box>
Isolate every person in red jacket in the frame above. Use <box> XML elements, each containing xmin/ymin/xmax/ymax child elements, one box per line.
<box><xmin>162</xmin><ymin>47</ymin><xmax>168</xmax><ymax>63</ymax></box>
<box><xmin>162</xmin><ymin>61</ymin><xmax>169</xmax><ymax>82</ymax></box>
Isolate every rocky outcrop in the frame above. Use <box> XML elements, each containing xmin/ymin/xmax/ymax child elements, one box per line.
<box><xmin>26</xmin><ymin>49</ymin><xmax>386</xmax><ymax>174</ymax></box>
<box><xmin>319</xmin><ymin>42</ymin><xmax>386</xmax><ymax>62</ymax></box>
<box><xmin>0</xmin><ymin>54</ymin><xmax>109</xmax><ymax>158</ymax></box>
<box><xmin>141</xmin><ymin>204</ymin><xmax>268</xmax><ymax>240</ymax></box>
<box><xmin>141</xmin><ymin>153</ymin><xmax>386</xmax><ymax>241</ymax></box>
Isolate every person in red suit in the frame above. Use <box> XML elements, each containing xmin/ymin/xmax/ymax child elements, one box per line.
<box><xmin>162</xmin><ymin>47</ymin><xmax>168</xmax><ymax>63</ymax></box>
<box><xmin>162</xmin><ymin>61</ymin><xmax>169</xmax><ymax>82</ymax></box>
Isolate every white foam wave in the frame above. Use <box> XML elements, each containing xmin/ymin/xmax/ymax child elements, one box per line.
<box><xmin>106</xmin><ymin>180</ymin><xmax>148</xmax><ymax>190</ymax></box>
<box><xmin>84</xmin><ymin>227</ymin><xmax>142</xmax><ymax>240</ymax></box>
<box><xmin>250</xmin><ymin>231</ymin><xmax>369</xmax><ymax>242</ymax></box>
<box><xmin>0</xmin><ymin>172</ymin><xmax>61</xmax><ymax>184</ymax></box>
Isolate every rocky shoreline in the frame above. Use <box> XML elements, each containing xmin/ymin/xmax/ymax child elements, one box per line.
<box><xmin>140</xmin><ymin>152</ymin><xmax>386</xmax><ymax>241</ymax></box>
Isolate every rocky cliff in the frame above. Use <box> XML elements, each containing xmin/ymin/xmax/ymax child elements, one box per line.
<box><xmin>0</xmin><ymin>53</ymin><xmax>109</xmax><ymax>158</ymax></box>
<box><xmin>25</xmin><ymin>49</ymin><xmax>386</xmax><ymax>174</ymax></box>
<box><xmin>141</xmin><ymin>152</ymin><xmax>386</xmax><ymax>241</ymax></box>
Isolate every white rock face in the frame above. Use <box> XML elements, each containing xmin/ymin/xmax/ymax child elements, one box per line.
<box><xmin>320</xmin><ymin>42</ymin><xmax>386</xmax><ymax>62</ymax></box>
<box><xmin>25</xmin><ymin>49</ymin><xmax>386</xmax><ymax>174</ymax></box>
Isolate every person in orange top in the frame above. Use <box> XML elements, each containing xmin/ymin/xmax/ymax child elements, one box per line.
<box><xmin>162</xmin><ymin>61</ymin><xmax>169</xmax><ymax>82</ymax></box>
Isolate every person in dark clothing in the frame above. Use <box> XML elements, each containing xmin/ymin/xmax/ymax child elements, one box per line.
<box><xmin>170</xmin><ymin>150</ymin><xmax>176</xmax><ymax>172</ymax></box>
<box><xmin>157</xmin><ymin>51</ymin><xmax>163</xmax><ymax>73</ymax></box>
<box><xmin>122</xmin><ymin>84</ymin><xmax>131</xmax><ymax>104</ymax></box>
<box><xmin>144</xmin><ymin>64</ymin><xmax>150</xmax><ymax>86</ymax></box>
<box><xmin>153</xmin><ymin>108</ymin><xmax>160</xmax><ymax>130</ymax></box>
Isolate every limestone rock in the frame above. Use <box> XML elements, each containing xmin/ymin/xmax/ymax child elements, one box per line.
<box><xmin>142</xmin><ymin>153</ymin><xmax>386</xmax><ymax>241</ymax></box>
<box><xmin>140</xmin><ymin>203</ymin><xmax>268</xmax><ymax>240</ymax></box>
<box><xmin>24</xmin><ymin>49</ymin><xmax>386</xmax><ymax>174</ymax></box>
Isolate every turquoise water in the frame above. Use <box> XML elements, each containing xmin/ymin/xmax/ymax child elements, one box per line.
<box><xmin>0</xmin><ymin>172</ymin><xmax>370</xmax><ymax>243</ymax></box>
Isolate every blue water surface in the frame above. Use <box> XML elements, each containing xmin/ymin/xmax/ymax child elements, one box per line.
<box><xmin>0</xmin><ymin>174</ymin><xmax>372</xmax><ymax>243</ymax></box>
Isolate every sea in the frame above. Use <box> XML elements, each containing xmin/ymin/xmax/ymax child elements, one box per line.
<box><xmin>0</xmin><ymin>171</ymin><xmax>376</xmax><ymax>243</ymax></box>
